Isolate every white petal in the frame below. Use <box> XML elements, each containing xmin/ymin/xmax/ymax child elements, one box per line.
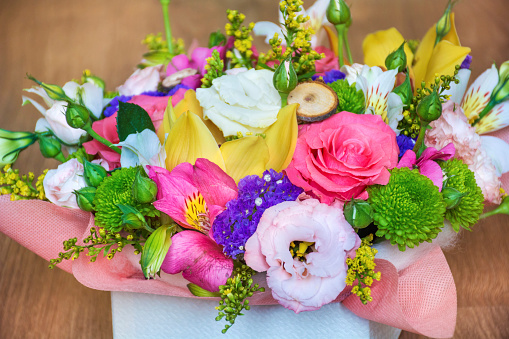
<box><xmin>62</xmin><ymin>81</ymin><xmax>80</xmax><ymax>101</ymax></box>
<box><xmin>443</xmin><ymin>68</ymin><xmax>471</xmax><ymax>105</ymax></box>
<box><xmin>81</xmin><ymin>83</ymin><xmax>104</xmax><ymax>119</ymax></box>
<box><xmin>34</xmin><ymin>118</ymin><xmax>51</xmax><ymax>133</ymax></box>
<box><xmin>475</xmin><ymin>101</ymin><xmax>509</xmax><ymax>134</ymax></box>
<box><xmin>253</xmin><ymin>21</ymin><xmax>285</xmax><ymax>45</ymax></box>
<box><xmin>24</xmin><ymin>87</ymin><xmax>54</xmax><ymax>107</ymax></box>
<box><xmin>481</xmin><ymin>136</ymin><xmax>509</xmax><ymax>176</ymax></box>
<box><xmin>341</xmin><ymin>63</ymin><xmax>365</xmax><ymax>85</ymax></box>
<box><xmin>461</xmin><ymin>64</ymin><xmax>499</xmax><ymax>123</ymax></box>
<box><xmin>116</xmin><ymin>129</ymin><xmax>164</xmax><ymax>169</ymax></box>
<box><xmin>387</xmin><ymin>93</ymin><xmax>404</xmax><ymax>135</ymax></box>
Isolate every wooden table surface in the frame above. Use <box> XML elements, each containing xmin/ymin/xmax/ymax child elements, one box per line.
<box><xmin>1</xmin><ymin>0</ymin><xmax>508</xmax><ymax>338</ymax></box>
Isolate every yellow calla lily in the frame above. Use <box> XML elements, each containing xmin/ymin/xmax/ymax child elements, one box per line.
<box><xmin>221</xmin><ymin>136</ymin><xmax>270</xmax><ymax>182</ymax></box>
<box><xmin>362</xmin><ymin>27</ymin><xmax>414</xmax><ymax>69</ymax></box>
<box><xmin>157</xmin><ymin>96</ymin><xmax>177</xmax><ymax>143</ymax></box>
<box><xmin>264</xmin><ymin>103</ymin><xmax>298</xmax><ymax>171</ymax></box>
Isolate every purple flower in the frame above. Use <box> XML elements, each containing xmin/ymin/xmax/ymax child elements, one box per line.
<box><xmin>312</xmin><ymin>69</ymin><xmax>346</xmax><ymax>84</ymax></box>
<box><xmin>104</xmin><ymin>95</ymin><xmax>132</xmax><ymax>117</ymax></box>
<box><xmin>212</xmin><ymin>169</ymin><xmax>303</xmax><ymax>259</ymax></box>
<box><xmin>460</xmin><ymin>55</ymin><xmax>472</xmax><ymax>70</ymax></box>
<box><xmin>396</xmin><ymin>134</ymin><xmax>416</xmax><ymax>158</ymax></box>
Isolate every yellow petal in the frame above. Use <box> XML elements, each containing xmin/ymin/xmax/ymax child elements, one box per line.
<box><xmin>413</xmin><ymin>12</ymin><xmax>461</xmax><ymax>88</ymax></box>
<box><xmin>157</xmin><ymin>96</ymin><xmax>177</xmax><ymax>144</ymax></box>
<box><xmin>324</xmin><ymin>25</ymin><xmax>339</xmax><ymax>57</ymax></box>
<box><xmin>165</xmin><ymin>110</ymin><xmax>225</xmax><ymax>172</ymax></box>
<box><xmin>362</xmin><ymin>28</ymin><xmax>414</xmax><ymax>69</ymax></box>
<box><xmin>264</xmin><ymin>103</ymin><xmax>298</xmax><ymax>171</ymax></box>
<box><xmin>421</xmin><ymin>40</ymin><xmax>470</xmax><ymax>87</ymax></box>
<box><xmin>220</xmin><ymin>136</ymin><xmax>269</xmax><ymax>182</ymax></box>
<box><xmin>174</xmin><ymin>89</ymin><xmax>225</xmax><ymax>145</ymax></box>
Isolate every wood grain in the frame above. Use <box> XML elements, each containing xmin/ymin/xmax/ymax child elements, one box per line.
<box><xmin>1</xmin><ymin>0</ymin><xmax>508</xmax><ymax>338</ymax></box>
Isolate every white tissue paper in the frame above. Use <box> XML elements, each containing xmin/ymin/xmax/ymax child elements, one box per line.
<box><xmin>111</xmin><ymin>292</ymin><xmax>402</xmax><ymax>339</ymax></box>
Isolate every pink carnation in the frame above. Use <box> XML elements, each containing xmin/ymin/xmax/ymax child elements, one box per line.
<box><xmin>244</xmin><ymin>199</ymin><xmax>360</xmax><ymax>313</ymax></box>
<box><xmin>425</xmin><ymin>101</ymin><xmax>502</xmax><ymax>203</ymax></box>
<box><xmin>285</xmin><ymin>112</ymin><xmax>399</xmax><ymax>203</ymax></box>
<box><xmin>314</xmin><ymin>46</ymin><xmax>339</xmax><ymax>76</ymax></box>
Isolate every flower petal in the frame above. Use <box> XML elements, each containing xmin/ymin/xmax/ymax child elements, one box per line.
<box><xmin>480</xmin><ymin>136</ymin><xmax>509</xmax><ymax>176</ymax></box>
<box><xmin>164</xmin><ymin>111</ymin><xmax>226</xmax><ymax>172</ymax></box>
<box><xmin>192</xmin><ymin>158</ymin><xmax>238</xmax><ymax>207</ymax></box>
<box><xmin>419</xmin><ymin>159</ymin><xmax>444</xmax><ymax>191</ymax></box>
<box><xmin>397</xmin><ymin>150</ymin><xmax>417</xmax><ymax>169</ymax></box>
<box><xmin>220</xmin><ymin>136</ymin><xmax>269</xmax><ymax>182</ymax></box>
<box><xmin>362</xmin><ymin>28</ymin><xmax>414</xmax><ymax>68</ymax></box>
<box><xmin>264</xmin><ymin>103</ymin><xmax>299</xmax><ymax>171</ymax></box>
<box><xmin>253</xmin><ymin>21</ymin><xmax>285</xmax><ymax>45</ymax></box>
<box><xmin>461</xmin><ymin>65</ymin><xmax>498</xmax><ymax>124</ymax></box>
<box><xmin>161</xmin><ymin>231</ymin><xmax>233</xmax><ymax>292</ymax></box>
<box><xmin>442</xmin><ymin>68</ymin><xmax>471</xmax><ymax>105</ymax></box>
<box><xmin>156</xmin><ymin>97</ymin><xmax>176</xmax><ymax>144</ymax></box>
<box><xmin>475</xmin><ymin>99</ymin><xmax>509</xmax><ymax>134</ymax></box>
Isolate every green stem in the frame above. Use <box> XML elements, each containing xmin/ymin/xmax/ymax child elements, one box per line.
<box><xmin>335</xmin><ymin>24</ymin><xmax>345</xmax><ymax>67</ymax></box>
<box><xmin>82</xmin><ymin>123</ymin><xmax>122</xmax><ymax>154</ymax></box>
<box><xmin>280</xmin><ymin>92</ymin><xmax>289</xmax><ymax>107</ymax></box>
<box><xmin>143</xmin><ymin>223</ymin><xmax>155</xmax><ymax>233</ymax></box>
<box><xmin>472</xmin><ymin>100</ymin><xmax>496</xmax><ymax>126</ymax></box>
<box><xmin>412</xmin><ymin>121</ymin><xmax>428</xmax><ymax>153</ymax></box>
<box><xmin>160</xmin><ymin>0</ymin><xmax>173</xmax><ymax>55</ymax></box>
<box><xmin>343</xmin><ymin>27</ymin><xmax>353</xmax><ymax>64</ymax></box>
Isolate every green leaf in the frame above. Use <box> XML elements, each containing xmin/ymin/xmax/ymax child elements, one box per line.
<box><xmin>116</xmin><ymin>102</ymin><xmax>155</xmax><ymax>142</ymax></box>
<box><xmin>187</xmin><ymin>283</ymin><xmax>221</xmax><ymax>297</ymax></box>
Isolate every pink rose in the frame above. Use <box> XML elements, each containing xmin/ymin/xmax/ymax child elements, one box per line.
<box><xmin>43</xmin><ymin>159</ymin><xmax>86</xmax><ymax>208</ymax></box>
<box><xmin>118</xmin><ymin>65</ymin><xmax>162</xmax><ymax>96</ymax></box>
<box><xmin>285</xmin><ymin>112</ymin><xmax>399</xmax><ymax>203</ymax></box>
<box><xmin>244</xmin><ymin>199</ymin><xmax>360</xmax><ymax>313</ymax></box>
<box><xmin>314</xmin><ymin>46</ymin><xmax>339</xmax><ymax>76</ymax></box>
<box><xmin>425</xmin><ymin>101</ymin><xmax>502</xmax><ymax>203</ymax></box>
<box><xmin>83</xmin><ymin>95</ymin><xmax>183</xmax><ymax>169</ymax></box>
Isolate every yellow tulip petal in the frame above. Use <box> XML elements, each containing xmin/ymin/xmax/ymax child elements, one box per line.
<box><xmin>363</xmin><ymin>28</ymin><xmax>414</xmax><ymax>69</ymax></box>
<box><xmin>165</xmin><ymin>110</ymin><xmax>225</xmax><ymax>172</ymax></box>
<box><xmin>324</xmin><ymin>25</ymin><xmax>339</xmax><ymax>57</ymax></box>
<box><xmin>174</xmin><ymin>89</ymin><xmax>225</xmax><ymax>145</ymax></box>
<box><xmin>157</xmin><ymin>96</ymin><xmax>177</xmax><ymax>144</ymax></box>
<box><xmin>220</xmin><ymin>136</ymin><xmax>269</xmax><ymax>182</ymax></box>
<box><xmin>414</xmin><ymin>13</ymin><xmax>461</xmax><ymax>88</ymax></box>
<box><xmin>422</xmin><ymin>40</ymin><xmax>470</xmax><ymax>87</ymax></box>
<box><xmin>264</xmin><ymin>103</ymin><xmax>298</xmax><ymax>171</ymax></box>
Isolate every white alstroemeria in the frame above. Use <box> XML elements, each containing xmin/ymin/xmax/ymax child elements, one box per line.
<box><xmin>459</xmin><ymin>64</ymin><xmax>509</xmax><ymax>134</ymax></box>
<box><xmin>62</xmin><ymin>81</ymin><xmax>104</xmax><ymax>119</ymax></box>
<box><xmin>341</xmin><ymin>63</ymin><xmax>364</xmax><ymax>85</ymax></box>
<box><xmin>386</xmin><ymin>93</ymin><xmax>405</xmax><ymax>135</ymax></box>
<box><xmin>480</xmin><ymin>136</ymin><xmax>509</xmax><ymax>176</ymax></box>
<box><xmin>442</xmin><ymin>68</ymin><xmax>471</xmax><ymax>105</ymax></box>
<box><xmin>115</xmin><ymin>129</ymin><xmax>166</xmax><ymax>170</ymax></box>
<box><xmin>196</xmin><ymin>69</ymin><xmax>281</xmax><ymax>137</ymax></box>
<box><xmin>253</xmin><ymin>0</ymin><xmax>329</xmax><ymax>47</ymax></box>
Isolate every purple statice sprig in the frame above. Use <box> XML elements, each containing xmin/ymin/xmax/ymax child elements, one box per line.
<box><xmin>213</xmin><ymin>169</ymin><xmax>303</xmax><ymax>259</ymax></box>
<box><xmin>312</xmin><ymin>69</ymin><xmax>346</xmax><ymax>84</ymax></box>
<box><xmin>396</xmin><ymin>134</ymin><xmax>416</xmax><ymax>158</ymax></box>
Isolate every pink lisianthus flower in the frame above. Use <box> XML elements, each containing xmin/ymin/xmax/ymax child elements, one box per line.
<box><xmin>244</xmin><ymin>199</ymin><xmax>360</xmax><ymax>313</ymax></box>
<box><xmin>118</xmin><ymin>65</ymin><xmax>163</xmax><ymax>96</ymax></box>
<box><xmin>83</xmin><ymin>95</ymin><xmax>183</xmax><ymax>169</ymax></box>
<box><xmin>425</xmin><ymin>101</ymin><xmax>502</xmax><ymax>203</ymax></box>
<box><xmin>314</xmin><ymin>46</ymin><xmax>339</xmax><ymax>76</ymax></box>
<box><xmin>285</xmin><ymin>112</ymin><xmax>399</xmax><ymax>204</ymax></box>
<box><xmin>148</xmin><ymin>158</ymin><xmax>238</xmax><ymax>292</ymax></box>
<box><xmin>397</xmin><ymin>143</ymin><xmax>455</xmax><ymax>191</ymax></box>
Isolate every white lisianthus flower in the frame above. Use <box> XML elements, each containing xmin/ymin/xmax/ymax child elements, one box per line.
<box><xmin>62</xmin><ymin>81</ymin><xmax>104</xmax><ymax>119</ymax></box>
<box><xmin>196</xmin><ymin>69</ymin><xmax>281</xmax><ymax>137</ymax></box>
<box><xmin>118</xmin><ymin>65</ymin><xmax>162</xmax><ymax>96</ymax></box>
<box><xmin>115</xmin><ymin>129</ymin><xmax>166</xmax><ymax>170</ymax></box>
<box><xmin>37</xmin><ymin>101</ymin><xmax>87</xmax><ymax>145</ymax></box>
<box><xmin>43</xmin><ymin>159</ymin><xmax>87</xmax><ymax>209</ymax></box>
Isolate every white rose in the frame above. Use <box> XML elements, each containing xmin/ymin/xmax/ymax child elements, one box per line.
<box><xmin>43</xmin><ymin>159</ymin><xmax>87</xmax><ymax>209</ymax></box>
<box><xmin>196</xmin><ymin>69</ymin><xmax>281</xmax><ymax>137</ymax></box>
<box><xmin>118</xmin><ymin>65</ymin><xmax>162</xmax><ymax>96</ymax></box>
<box><xmin>45</xmin><ymin>101</ymin><xmax>87</xmax><ymax>145</ymax></box>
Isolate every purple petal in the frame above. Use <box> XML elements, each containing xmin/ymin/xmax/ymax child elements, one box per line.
<box><xmin>397</xmin><ymin>150</ymin><xmax>417</xmax><ymax>169</ymax></box>
<box><xmin>418</xmin><ymin>143</ymin><xmax>455</xmax><ymax>164</ymax></box>
<box><xmin>161</xmin><ymin>231</ymin><xmax>233</xmax><ymax>292</ymax></box>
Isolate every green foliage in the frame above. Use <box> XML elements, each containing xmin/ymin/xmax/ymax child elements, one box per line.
<box><xmin>116</xmin><ymin>102</ymin><xmax>155</xmax><ymax>142</ymax></box>
<box><xmin>367</xmin><ymin>167</ymin><xmax>446</xmax><ymax>251</ymax></box>
<box><xmin>440</xmin><ymin>159</ymin><xmax>484</xmax><ymax>231</ymax></box>
<box><xmin>329</xmin><ymin>79</ymin><xmax>365</xmax><ymax>114</ymax></box>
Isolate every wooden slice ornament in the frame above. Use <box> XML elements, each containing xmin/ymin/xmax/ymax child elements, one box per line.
<box><xmin>287</xmin><ymin>81</ymin><xmax>339</xmax><ymax>122</ymax></box>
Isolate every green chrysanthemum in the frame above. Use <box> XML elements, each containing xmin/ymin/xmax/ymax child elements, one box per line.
<box><xmin>367</xmin><ymin>167</ymin><xmax>446</xmax><ymax>251</ymax></box>
<box><xmin>329</xmin><ymin>79</ymin><xmax>365</xmax><ymax>114</ymax></box>
<box><xmin>94</xmin><ymin>167</ymin><xmax>158</xmax><ymax>232</ymax></box>
<box><xmin>440</xmin><ymin>159</ymin><xmax>484</xmax><ymax>232</ymax></box>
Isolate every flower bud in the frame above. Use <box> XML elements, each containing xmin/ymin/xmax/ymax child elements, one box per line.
<box><xmin>38</xmin><ymin>135</ymin><xmax>65</xmax><ymax>161</ymax></box>
<box><xmin>392</xmin><ymin>73</ymin><xmax>413</xmax><ymax>109</ymax></box>
<box><xmin>65</xmin><ymin>102</ymin><xmax>90</xmax><ymax>129</ymax></box>
<box><xmin>343</xmin><ymin>199</ymin><xmax>373</xmax><ymax>229</ymax></box>
<box><xmin>0</xmin><ymin>129</ymin><xmax>37</xmax><ymax>167</ymax></box>
<box><xmin>132</xmin><ymin>170</ymin><xmax>158</xmax><ymax>204</ymax></box>
<box><xmin>442</xmin><ymin>187</ymin><xmax>467</xmax><ymax>209</ymax></box>
<box><xmin>490</xmin><ymin>60</ymin><xmax>509</xmax><ymax>105</ymax></box>
<box><xmin>385</xmin><ymin>42</ymin><xmax>407</xmax><ymax>73</ymax></box>
<box><xmin>27</xmin><ymin>75</ymin><xmax>70</xmax><ymax>101</ymax></box>
<box><xmin>416</xmin><ymin>90</ymin><xmax>442</xmax><ymax>122</ymax></box>
<box><xmin>141</xmin><ymin>225</ymin><xmax>173</xmax><ymax>279</ymax></box>
<box><xmin>326</xmin><ymin>0</ymin><xmax>351</xmax><ymax>26</ymax></box>
<box><xmin>435</xmin><ymin>0</ymin><xmax>453</xmax><ymax>45</ymax></box>
<box><xmin>83</xmin><ymin>160</ymin><xmax>108</xmax><ymax>187</ymax></box>
<box><xmin>273</xmin><ymin>58</ymin><xmax>298</xmax><ymax>94</ymax></box>
<box><xmin>117</xmin><ymin>204</ymin><xmax>147</xmax><ymax>229</ymax></box>
<box><xmin>82</xmin><ymin>71</ymin><xmax>106</xmax><ymax>90</ymax></box>
<box><xmin>74</xmin><ymin>186</ymin><xmax>96</xmax><ymax>212</ymax></box>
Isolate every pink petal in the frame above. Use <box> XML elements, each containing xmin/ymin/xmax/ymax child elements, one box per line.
<box><xmin>397</xmin><ymin>150</ymin><xmax>417</xmax><ymax>169</ymax></box>
<box><xmin>166</xmin><ymin>54</ymin><xmax>192</xmax><ymax>76</ymax></box>
<box><xmin>419</xmin><ymin>143</ymin><xmax>455</xmax><ymax>163</ymax></box>
<box><xmin>419</xmin><ymin>160</ymin><xmax>444</xmax><ymax>191</ymax></box>
<box><xmin>192</xmin><ymin>158</ymin><xmax>238</xmax><ymax>207</ymax></box>
<box><xmin>161</xmin><ymin>231</ymin><xmax>233</xmax><ymax>292</ymax></box>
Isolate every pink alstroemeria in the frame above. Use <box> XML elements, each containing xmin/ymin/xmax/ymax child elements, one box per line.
<box><xmin>148</xmin><ymin>158</ymin><xmax>237</xmax><ymax>292</ymax></box>
<box><xmin>397</xmin><ymin>143</ymin><xmax>455</xmax><ymax>191</ymax></box>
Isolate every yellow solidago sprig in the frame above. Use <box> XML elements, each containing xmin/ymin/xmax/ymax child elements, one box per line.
<box><xmin>215</xmin><ymin>265</ymin><xmax>265</xmax><ymax>333</ymax></box>
<box><xmin>49</xmin><ymin>227</ymin><xmax>146</xmax><ymax>268</ymax></box>
<box><xmin>201</xmin><ymin>50</ymin><xmax>226</xmax><ymax>88</ymax></box>
<box><xmin>0</xmin><ymin>164</ymin><xmax>48</xmax><ymax>201</ymax></box>
<box><xmin>225</xmin><ymin>9</ymin><xmax>256</xmax><ymax>69</ymax></box>
<box><xmin>346</xmin><ymin>234</ymin><xmax>381</xmax><ymax>305</ymax></box>
<box><xmin>258</xmin><ymin>0</ymin><xmax>324</xmax><ymax>77</ymax></box>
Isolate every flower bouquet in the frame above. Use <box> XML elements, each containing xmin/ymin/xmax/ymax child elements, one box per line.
<box><xmin>1</xmin><ymin>0</ymin><xmax>509</xmax><ymax>337</ymax></box>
